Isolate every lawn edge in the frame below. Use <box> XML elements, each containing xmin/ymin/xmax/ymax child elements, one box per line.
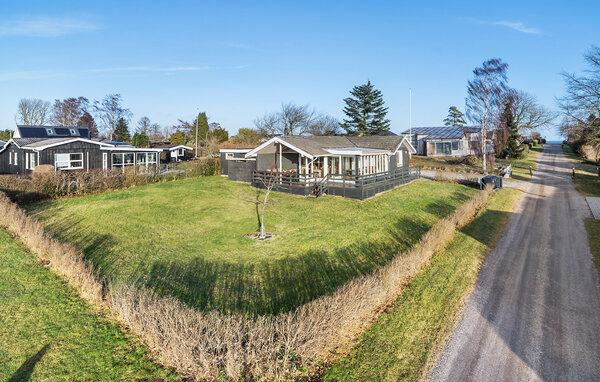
<box><xmin>420</xmin><ymin>188</ymin><xmax>523</xmax><ymax>381</ymax></box>
<box><xmin>0</xmin><ymin>185</ymin><xmax>494</xmax><ymax>380</ymax></box>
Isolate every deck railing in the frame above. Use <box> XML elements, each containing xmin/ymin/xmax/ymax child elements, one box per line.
<box><xmin>251</xmin><ymin>166</ymin><xmax>420</xmax><ymax>200</ymax></box>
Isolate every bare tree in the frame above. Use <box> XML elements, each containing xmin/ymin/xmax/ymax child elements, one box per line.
<box><xmin>254</xmin><ymin>112</ymin><xmax>280</xmax><ymax>137</ymax></box>
<box><xmin>93</xmin><ymin>94</ymin><xmax>132</xmax><ymax>141</ymax></box>
<box><xmin>148</xmin><ymin>122</ymin><xmax>163</xmax><ymax>142</ymax></box>
<box><xmin>51</xmin><ymin>97</ymin><xmax>89</xmax><ymax>126</ymax></box>
<box><xmin>136</xmin><ymin>116</ymin><xmax>152</xmax><ymax>134</ymax></box>
<box><xmin>254</xmin><ymin>103</ymin><xmax>338</xmax><ymax>137</ymax></box>
<box><xmin>16</xmin><ymin>98</ymin><xmax>51</xmax><ymax>125</ymax></box>
<box><xmin>307</xmin><ymin>115</ymin><xmax>340</xmax><ymax>135</ymax></box>
<box><xmin>256</xmin><ymin>176</ymin><xmax>276</xmax><ymax>239</ymax></box>
<box><xmin>558</xmin><ymin>46</ymin><xmax>600</xmax><ymax>152</ymax></box>
<box><xmin>279</xmin><ymin>103</ymin><xmax>314</xmax><ymax>135</ymax></box>
<box><xmin>466</xmin><ymin>58</ymin><xmax>509</xmax><ymax>171</ymax></box>
<box><xmin>510</xmin><ymin>90</ymin><xmax>555</xmax><ymax>133</ymax></box>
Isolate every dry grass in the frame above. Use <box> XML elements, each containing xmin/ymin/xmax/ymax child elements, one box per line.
<box><xmin>0</xmin><ymin>185</ymin><xmax>493</xmax><ymax>381</ymax></box>
<box><xmin>0</xmin><ymin>192</ymin><xmax>102</xmax><ymax>304</ymax></box>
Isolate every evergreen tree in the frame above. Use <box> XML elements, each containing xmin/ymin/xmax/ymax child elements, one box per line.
<box><xmin>169</xmin><ymin>130</ymin><xmax>188</xmax><ymax>145</ymax></box>
<box><xmin>341</xmin><ymin>80</ymin><xmax>391</xmax><ymax>135</ymax></box>
<box><xmin>210</xmin><ymin>127</ymin><xmax>229</xmax><ymax>143</ymax></box>
<box><xmin>501</xmin><ymin>102</ymin><xmax>524</xmax><ymax>159</ymax></box>
<box><xmin>113</xmin><ymin>117</ymin><xmax>131</xmax><ymax>143</ymax></box>
<box><xmin>77</xmin><ymin>111</ymin><xmax>98</xmax><ymax>137</ymax></box>
<box><xmin>443</xmin><ymin>106</ymin><xmax>466</xmax><ymax>126</ymax></box>
<box><xmin>131</xmin><ymin>132</ymin><xmax>150</xmax><ymax>147</ymax></box>
<box><xmin>190</xmin><ymin>112</ymin><xmax>210</xmax><ymax>143</ymax></box>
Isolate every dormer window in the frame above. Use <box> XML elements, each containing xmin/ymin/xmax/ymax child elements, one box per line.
<box><xmin>46</xmin><ymin>128</ymin><xmax>53</xmax><ymax>135</ymax></box>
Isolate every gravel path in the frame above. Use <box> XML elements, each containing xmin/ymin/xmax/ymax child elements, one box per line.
<box><xmin>429</xmin><ymin>144</ymin><xmax>600</xmax><ymax>382</ymax></box>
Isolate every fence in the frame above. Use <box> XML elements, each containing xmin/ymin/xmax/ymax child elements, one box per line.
<box><xmin>252</xmin><ymin>166</ymin><xmax>421</xmax><ymax>200</ymax></box>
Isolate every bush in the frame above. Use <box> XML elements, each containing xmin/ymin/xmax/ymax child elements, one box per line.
<box><xmin>0</xmin><ymin>158</ymin><xmax>220</xmax><ymax>203</ymax></box>
<box><xmin>521</xmin><ymin>144</ymin><xmax>530</xmax><ymax>154</ymax></box>
<box><xmin>460</xmin><ymin>155</ymin><xmax>478</xmax><ymax>166</ymax></box>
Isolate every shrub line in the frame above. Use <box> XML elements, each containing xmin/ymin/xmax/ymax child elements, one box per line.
<box><xmin>0</xmin><ymin>186</ymin><xmax>493</xmax><ymax>381</ymax></box>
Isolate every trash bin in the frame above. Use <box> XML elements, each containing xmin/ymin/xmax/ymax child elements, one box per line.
<box><xmin>480</xmin><ymin>175</ymin><xmax>502</xmax><ymax>189</ymax></box>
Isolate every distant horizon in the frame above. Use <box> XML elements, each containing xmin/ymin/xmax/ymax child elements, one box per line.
<box><xmin>2</xmin><ymin>1</ymin><xmax>597</xmax><ymax>141</ymax></box>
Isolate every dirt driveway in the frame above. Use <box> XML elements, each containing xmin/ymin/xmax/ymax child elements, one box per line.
<box><xmin>429</xmin><ymin>144</ymin><xmax>600</xmax><ymax>382</ymax></box>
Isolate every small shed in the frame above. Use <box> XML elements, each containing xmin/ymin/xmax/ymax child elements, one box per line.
<box><xmin>219</xmin><ymin>148</ymin><xmax>256</xmax><ymax>182</ymax></box>
<box><xmin>151</xmin><ymin>144</ymin><xmax>193</xmax><ymax>162</ymax></box>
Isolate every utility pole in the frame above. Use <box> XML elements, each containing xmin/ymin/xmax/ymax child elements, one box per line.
<box><xmin>195</xmin><ymin>109</ymin><xmax>199</xmax><ymax>159</ymax></box>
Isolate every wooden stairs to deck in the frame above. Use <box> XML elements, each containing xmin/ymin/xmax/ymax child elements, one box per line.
<box><xmin>312</xmin><ymin>176</ymin><xmax>328</xmax><ymax>198</ymax></box>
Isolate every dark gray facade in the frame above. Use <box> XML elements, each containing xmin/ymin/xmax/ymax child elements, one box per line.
<box><xmin>0</xmin><ymin>140</ymin><xmax>160</xmax><ymax>175</ymax></box>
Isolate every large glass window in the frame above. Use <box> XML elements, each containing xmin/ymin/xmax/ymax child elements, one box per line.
<box><xmin>55</xmin><ymin>153</ymin><xmax>83</xmax><ymax>170</ymax></box>
<box><xmin>112</xmin><ymin>153</ymin><xmax>123</xmax><ymax>165</ymax></box>
<box><xmin>147</xmin><ymin>152</ymin><xmax>157</xmax><ymax>163</ymax></box>
<box><xmin>29</xmin><ymin>153</ymin><xmax>36</xmax><ymax>169</ymax></box>
<box><xmin>124</xmin><ymin>153</ymin><xmax>134</xmax><ymax>165</ymax></box>
<box><xmin>435</xmin><ymin>142</ymin><xmax>452</xmax><ymax>155</ymax></box>
<box><xmin>136</xmin><ymin>152</ymin><xmax>147</xmax><ymax>164</ymax></box>
<box><xmin>452</xmin><ymin>142</ymin><xmax>459</xmax><ymax>151</ymax></box>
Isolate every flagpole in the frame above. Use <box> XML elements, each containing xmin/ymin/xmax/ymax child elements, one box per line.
<box><xmin>409</xmin><ymin>88</ymin><xmax>412</xmax><ymax>137</ymax></box>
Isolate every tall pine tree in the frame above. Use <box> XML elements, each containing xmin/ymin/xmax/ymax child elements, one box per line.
<box><xmin>113</xmin><ymin>117</ymin><xmax>131</xmax><ymax>143</ymax></box>
<box><xmin>443</xmin><ymin>106</ymin><xmax>466</xmax><ymax>126</ymax></box>
<box><xmin>501</xmin><ymin>101</ymin><xmax>523</xmax><ymax>159</ymax></box>
<box><xmin>341</xmin><ymin>81</ymin><xmax>390</xmax><ymax>135</ymax></box>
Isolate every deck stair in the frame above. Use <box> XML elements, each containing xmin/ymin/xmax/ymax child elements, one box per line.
<box><xmin>313</xmin><ymin>175</ymin><xmax>329</xmax><ymax>198</ymax></box>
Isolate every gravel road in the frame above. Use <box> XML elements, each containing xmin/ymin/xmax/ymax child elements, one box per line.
<box><xmin>429</xmin><ymin>144</ymin><xmax>600</xmax><ymax>382</ymax></box>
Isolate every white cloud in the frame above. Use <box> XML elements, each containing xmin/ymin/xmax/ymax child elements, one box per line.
<box><xmin>0</xmin><ymin>17</ymin><xmax>101</xmax><ymax>37</ymax></box>
<box><xmin>469</xmin><ymin>18</ymin><xmax>541</xmax><ymax>35</ymax></box>
<box><xmin>492</xmin><ymin>21</ymin><xmax>541</xmax><ymax>34</ymax></box>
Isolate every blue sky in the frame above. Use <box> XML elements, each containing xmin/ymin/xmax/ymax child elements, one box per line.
<box><xmin>0</xmin><ymin>1</ymin><xmax>598</xmax><ymax>140</ymax></box>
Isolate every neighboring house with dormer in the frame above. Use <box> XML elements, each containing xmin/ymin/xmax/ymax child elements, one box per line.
<box><xmin>0</xmin><ymin>125</ymin><xmax>162</xmax><ymax>175</ymax></box>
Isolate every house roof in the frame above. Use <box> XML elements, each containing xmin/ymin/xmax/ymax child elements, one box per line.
<box><xmin>401</xmin><ymin>126</ymin><xmax>481</xmax><ymax>139</ymax></box>
<box><xmin>151</xmin><ymin>143</ymin><xmax>193</xmax><ymax>150</ymax></box>
<box><xmin>246</xmin><ymin>135</ymin><xmax>415</xmax><ymax>158</ymax></box>
<box><xmin>15</xmin><ymin>125</ymin><xmax>90</xmax><ymax>139</ymax></box>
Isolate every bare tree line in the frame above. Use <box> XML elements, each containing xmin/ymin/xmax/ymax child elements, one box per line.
<box><xmin>254</xmin><ymin>102</ymin><xmax>340</xmax><ymax>137</ymax></box>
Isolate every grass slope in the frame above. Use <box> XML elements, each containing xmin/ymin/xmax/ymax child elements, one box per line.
<box><xmin>585</xmin><ymin>218</ymin><xmax>600</xmax><ymax>286</ymax></box>
<box><xmin>0</xmin><ymin>228</ymin><xmax>176</xmax><ymax>381</ymax></box>
<box><xmin>324</xmin><ymin>187</ymin><xmax>522</xmax><ymax>381</ymax></box>
<box><xmin>562</xmin><ymin>144</ymin><xmax>600</xmax><ymax>197</ymax></box>
<box><xmin>26</xmin><ymin>177</ymin><xmax>476</xmax><ymax>315</ymax></box>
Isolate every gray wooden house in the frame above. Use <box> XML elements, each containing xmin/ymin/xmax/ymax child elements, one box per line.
<box><xmin>0</xmin><ymin>125</ymin><xmax>162</xmax><ymax>175</ymax></box>
<box><xmin>221</xmin><ymin>135</ymin><xmax>419</xmax><ymax>200</ymax></box>
<box><xmin>401</xmin><ymin>126</ymin><xmax>482</xmax><ymax>157</ymax></box>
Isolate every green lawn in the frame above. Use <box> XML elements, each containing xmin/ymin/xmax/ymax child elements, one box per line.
<box><xmin>562</xmin><ymin>144</ymin><xmax>600</xmax><ymax>197</ymax></box>
<box><xmin>0</xmin><ymin>228</ymin><xmax>176</xmax><ymax>381</ymax></box>
<box><xmin>27</xmin><ymin>176</ymin><xmax>477</xmax><ymax>315</ymax></box>
<box><xmin>324</xmin><ymin>187</ymin><xmax>522</xmax><ymax>381</ymax></box>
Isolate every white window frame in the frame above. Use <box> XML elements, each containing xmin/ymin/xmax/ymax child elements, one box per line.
<box><xmin>54</xmin><ymin>152</ymin><xmax>83</xmax><ymax>170</ymax></box>
<box><xmin>9</xmin><ymin>151</ymin><xmax>12</xmax><ymax>165</ymax></box>
<box><xmin>70</xmin><ymin>129</ymin><xmax>77</xmax><ymax>135</ymax></box>
<box><xmin>103</xmin><ymin>153</ymin><xmax>108</xmax><ymax>170</ymax></box>
<box><xmin>397</xmin><ymin>151</ymin><xmax>403</xmax><ymax>167</ymax></box>
<box><xmin>30</xmin><ymin>152</ymin><xmax>36</xmax><ymax>170</ymax></box>
<box><xmin>178</xmin><ymin>148</ymin><xmax>185</xmax><ymax>156</ymax></box>
<box><xmin>46</xmin><ymin>128</ymin><xmax>53</xmax><ymax>135</ymax></box>
<box><xmin>14</xmin><ymin>152</ymin><xmax>18</xmax><ymax>166</ymax></box>
<box><xmin>25</xmin><ymin>153</ymin><xmax>29</xmax><ymax>169</ymax></box>
<box><xmin>226</xmin><ymin>152</ymin><xmax>234</xmax><ymax>160</ymax></box>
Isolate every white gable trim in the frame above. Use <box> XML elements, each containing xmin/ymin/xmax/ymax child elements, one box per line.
<box><xmin>29</xmin><ymin>138</ymin><xmax>114</xmax><ymax>151</ymax></box>
<box><xmin>245</xmin><ymin>137</ymin><xmax>314</xmax><ymax>159</ymax></box>
<box><xmin>0</xmin><ymin>138</ymin><xmax>19</xmax><ymax>153</ymax></box>
<box><xmin>392</xmin><ymin>136</ymin><xmax>417</xmax><ymax>155</ymax></box>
